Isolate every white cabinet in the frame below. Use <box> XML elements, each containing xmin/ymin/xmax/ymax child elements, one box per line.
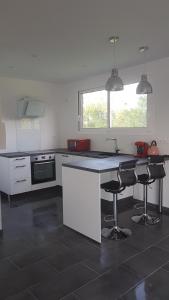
<box><xmin>55</xmin><ymin>153</ymin><xmax>133</xmax><ymax>201</ymax></box>
<box><xmin>0</xmin><ymin>156</ymin><xmax>31</xmax><ymax>195</ymax></box>
<box><xmin>162</xmin><ymin>161</ymin><xmax>169</xmax><ymax>208</ymax></box>
<box><xmin>55</xmin><ymin>153</ymin><xmax>92</xmax><ymax>186</ymax></box>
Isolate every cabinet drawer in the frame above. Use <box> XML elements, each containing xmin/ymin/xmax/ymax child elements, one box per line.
<box><xmin>11</xmin><ymin>178</ymin><xmax>31</xmax><ymax>195</ymax></box>
<box><xmin>11</xmin><ymin>165</ymin><xmax>31</xmax><ymax>179</ymax></box>
<box><xmin>9</xmin><ymin>157</ymin><xmax>31</xmax><ymax>179</ymax></box>
<box><xmin>10</xmin><ymin>157</ymin><xmax>30</xmax><ymax>168</ymax></box>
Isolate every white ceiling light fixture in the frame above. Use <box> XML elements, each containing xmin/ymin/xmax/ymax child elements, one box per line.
<box><xmin>136</xmin><ymin>46</ymin><xmax>153</xmax><ymax>94</ymax></box>
<box><xmin>105</xmin><ymin>36</ymin><xmax>124</xmax><ymax>91</ymax></box>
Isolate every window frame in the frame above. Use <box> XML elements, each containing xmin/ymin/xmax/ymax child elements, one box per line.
<box><xmin>78</xmin><ymin>84</ymin><xmax>153</xmax><ymax>134</ymax></box>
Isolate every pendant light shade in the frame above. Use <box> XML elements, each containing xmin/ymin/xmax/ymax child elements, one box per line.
<box><xmin>136</xmin><ymin>74</ymin><xmax>153</xmax><ymax>94</ymax></box>
<box><xmin>105</xmin><ymin>36</ymin><xmax>124</xmax><ymax>92</ymax></box>
<box><xmin>105</xmin><ymin>68</ymin><xmax>123</xmax><ymax>91</ymax></box>
<box><xmin>136</xmin><ymin>46</ymin><xmax>152</xmax><ymax>95</ymax></box>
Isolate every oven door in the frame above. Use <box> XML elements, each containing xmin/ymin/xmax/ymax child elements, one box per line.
<box><xmin>31</xmin><ymin>159</ymin><xmax>56</xmax><ymax>184</ymax></box>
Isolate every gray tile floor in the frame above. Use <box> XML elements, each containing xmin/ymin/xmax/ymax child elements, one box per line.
<box><xmin>1</xmin><ymin>189</ymin><xmax>169</xmax><ymax>299</ymax></box>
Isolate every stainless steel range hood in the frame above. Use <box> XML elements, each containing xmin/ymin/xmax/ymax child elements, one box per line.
<box><xmin>17</xmin><ymin>97</ymin><xmax>46</xmax><ymax>118</ymax></box>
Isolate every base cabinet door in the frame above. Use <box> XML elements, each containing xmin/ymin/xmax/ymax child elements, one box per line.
<box><xmin>10</xmin><ymin>178</ymin><xmax>31</xmax><ymax>195</ymax></box>
<box><xmin>55</xmin><ymin>154</ymin><xmax>92</xmax><ymax>186</ymax></box>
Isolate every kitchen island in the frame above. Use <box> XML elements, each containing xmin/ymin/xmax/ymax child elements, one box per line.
<box><xmin>62</xmin><ymin>155</ymin><xmax>146</xmax><ymax>243</ymax></box>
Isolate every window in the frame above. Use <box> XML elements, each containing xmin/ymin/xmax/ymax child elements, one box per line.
<box><xmin>79</xmin><ymin>83</ymin><xmax>147</xmax><ymax>129</ymax></box>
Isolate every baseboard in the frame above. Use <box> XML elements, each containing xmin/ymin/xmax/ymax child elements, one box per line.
<box><xmin>133</xmin><ymin>198</ymin><xmax>169</xmax><ymax>216</ymax></box>
<box><xmin>101</xmin><ymin>197</ymin><xmax>137</xmax><ymax>214</ymax></box>
<box><xmin>101</xmin><ymin>197</ymin><xmax>169</xmax><ymax>215</ymax></box>
<box><xmin>1</xmin><ymin>185</ymin><xmax>62</xmax><ymax>202</ymax></box>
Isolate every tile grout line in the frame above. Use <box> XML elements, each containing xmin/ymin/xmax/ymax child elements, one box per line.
<box><xmin>7</xmin><ymin>254</ymin><xmax>55</xmax><ymax>271</ymax></box>
<box><xmin>29</xmin><ymin>261</ymin><xmax>101</xmax><ymax>292</ymax></box>
<box><xmin>121</xmin><ymin>231</ymin><xmax>169</xmax><ymax>265</ymax></box>
<box><xmin>64</xmin><ymin>234</ymin><xmax>169</xmax><ymax>298</ymax></box>
<box><xmin>161</xmin><ymin>266</ymin><xmax>169</xmax><ymax>273</ymax></box>
<box><xmin>4</xmin><ymin>238</ymin><xmax>72</xmax><ymax>271</ymax></box>
<box><xmin>5</xmin><ymin>237</ymin><xmax>169</xmax><ymax>300</ymax></box>
<box><xmin>80</xmin><ymin>261</ymin><xmax>100</xmax><ymax>276</ymax></box>
<box><xmin>2</xmin><ymin>205</ymin><xmax>169</xmax><ymax>299</ymax></box>
<box><xmin>3</xmin><ymin>288</ymin><xmax>39</xmax><ymax>300</ymax></box>
<box><xmin>6</xmin><ymin>257</ymin><xmax>22</xmax><ymax>271</ymax></box>
<box><xmin>59</xmin><ymin>292</ymin><xmax>81</xmax><ymax>300</ymax></box>
<box><xmin>119</xmin><ymin>258</ymin><xmax>169</xmax><ymax>298</ymax></box>
<box><xmin>27</xmin><ymin>288</ymin><xmax>39</xmax><ymax>300</ymax></box>
<box><xmin>154</xmin><ymin>244</ymin><xmax>169</xmax><ymax>254</ymax></box>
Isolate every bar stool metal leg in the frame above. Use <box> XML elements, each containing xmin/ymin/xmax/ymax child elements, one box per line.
<box><xmin>131</xmin><ymin>184</ymin><xmax>160</xmax><ymax>225</ymax></box>
<box><xmin>8</xmin><ymin>194</ymin><xmax>11</xmax><ymax>207</ymax></box>
<box><xmin>159</xmin><ymin>178</ymin><xmax>163</xmax><ymax>214</ymax></box>
<box><xmin>108</xmin><ymin>194</ymin><xmax>132</xmax><ymax>240</ymax></box>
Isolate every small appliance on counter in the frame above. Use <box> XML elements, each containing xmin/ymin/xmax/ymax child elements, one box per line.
<box><xmin>67</xmin><ymin>139</ymin><xmax>90</xmax><ymax>151</ymax></box>
<box><xmin>135</xmin><ymin>141</ymin><xmax>149</xmax><ymax>157</ymax></box>
<box><xmin>147</xmin><ymin>140</ymin><xmax>159</xmax><ymax>156</ymax></box>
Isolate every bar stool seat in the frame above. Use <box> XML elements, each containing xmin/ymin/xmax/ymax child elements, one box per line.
<box><xmin>101</xmin><ymin>160</ymin><xmax>138</xmax><ymax>240</ymax></box>
<box><xmin>101</xmin><ymin>180</ymin><xmax>125</xmax><ymax>194</ymax></box>
<box><xmin>138</xmin><ymin>174</ymin><xmax>149</xmax><ymax>182</ymax></box>
<box><xmin>132</xmin><ymin>156</ymin><xmax>166</xmax><ymax>225</ymax></box>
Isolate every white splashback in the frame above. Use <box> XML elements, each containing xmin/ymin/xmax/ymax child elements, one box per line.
<box><xmin>0</xmin><ymin>77</ymin><xmax>62</xmax><ymax>152</ymax></box>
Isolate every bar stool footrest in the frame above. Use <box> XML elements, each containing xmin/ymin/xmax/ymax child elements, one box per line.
<box><xmin>104</xmin><ymin>215</ymin><xmax>114</xmax><ymax>222</ymax></box>
<box><xmin>131</xmin><ymin>214</ymin><xmax>160</xmax><ymax>225</ymax></box>
<box><xmin>101</xmin><ymin>226</ymin><xmax>132</xmax><ymax>240</ymax></box>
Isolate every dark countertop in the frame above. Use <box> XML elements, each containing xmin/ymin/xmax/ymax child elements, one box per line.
<box><xmin>0</xmin><ymin>149</ymin><xmax>130</xmax><ymax>158</ymax></box>
<box><xmin>0</xmin><ymin>152</ymin><xmax>31</xmax><ymax>158</ymax></box>
<box><xmin>62</xmin><ymin>155</ymin><xmax>147</xmax><ymax>173</ymax></box>
<box><xmin>0</xmin><ymin>148</ymin><xmax>169</xmax><ymax>161</ymax></box>
<box><xmin>0</xmin><ymin>149</ymin><xmax>72</xmax><ymax>158</ymax></box>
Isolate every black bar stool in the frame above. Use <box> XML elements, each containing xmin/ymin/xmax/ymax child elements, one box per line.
<box><xmin>132</xmin><ymin>156</ymin><xmax>166</xmax><ymax>225</ymax></box>
<box><xmin>101</xmin><ymin>160</ymin><xmax>138</xmax><ymax>240</ymax></box>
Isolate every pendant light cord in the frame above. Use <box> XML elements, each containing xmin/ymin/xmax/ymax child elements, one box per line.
<box><xmin>113</xmin><ymin>41</ymin><xmax>116</xmax><ymax>69</ymax></box>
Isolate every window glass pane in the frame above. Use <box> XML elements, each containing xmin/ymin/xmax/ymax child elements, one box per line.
<box><xmin>82</xmin><ymin>90</ymin><xmax>107</xmax><ymax>128</ymax></box>
<box><xmin>110</xmin><ymin>83</ymin><xmax>147</xmax><ymax>127</ymax></box>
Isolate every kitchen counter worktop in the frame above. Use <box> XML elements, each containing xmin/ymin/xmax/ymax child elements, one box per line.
<box><xmin>0</xmin><ymin>148</ymin><xmax>169</xmax><ymax>160</ymax></box>
<box><xmin>0</xmin><ymin>149</ymin><xmax>129</xmax><ymax>158</ymax></box>
<box><xmin>0</xmin><ymin>149</ymin><xmax>67</xmax><ymax>158</ymax></box>
<box><xmin>0</xmin><ymin>149</ymin><xmax>65</xmax><ymax>157</ymax></box>
<box><xmin>62</xmin><ymin>155</ymin><xmax>147</xmax><ymax>173</ymax></box>
<box><xmin>0</xmin><ymin>152</ymin><xmax>30</xmax><ymax>158</ymax></box>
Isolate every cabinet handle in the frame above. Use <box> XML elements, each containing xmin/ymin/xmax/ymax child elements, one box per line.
<box><xmin>15</xmin><ymin>179</ymin><xmax>27</xmax><ymax>183</ymax></box>
<box><xmin>62</xmin><ymin>154</ymin><xmax>69</xmax><ymax>157</ymax></box>
<box><xmin>15</xmin><ymin>165</ymin><xmax>26</xmax><ymax>168</ymax></box>
<box><xmin>15</xmin><ymin>158</ymin><xmax>26</xmax><ymax>161</ymax></box>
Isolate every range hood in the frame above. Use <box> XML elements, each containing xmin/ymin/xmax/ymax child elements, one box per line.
<box><xmin>17</xmin><ymin>97</ymin><xmax>46</xmax><ymax>118</ymax></box>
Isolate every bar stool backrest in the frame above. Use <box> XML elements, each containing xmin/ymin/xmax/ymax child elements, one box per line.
<box><xmin>147</xmin><ymin>156</ymin><xmax>166</xmax><ymax>180</ymax></box>
<box><xmin>118</xmin><ymin>160</ymin><xmax>138</xmax><ymax>188</ymax></box>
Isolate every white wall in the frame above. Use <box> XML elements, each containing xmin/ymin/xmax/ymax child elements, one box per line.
<box><xmin>58</xmin><ymin>57</ymin><xmax>169</xmax><ymax>155</ymax></box>
<box><xmin>1</xmin><ymin>56</ymin><xmax>169</xmax><ymax>154</ymax></box>
<box><xmin>0</xmin><ymin>77</ymin><xmax>62</xmax><ymax>152</ymax></box>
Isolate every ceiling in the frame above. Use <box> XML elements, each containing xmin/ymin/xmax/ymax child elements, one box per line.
<box><xmin>0</xmin><ymin>0</ymin><xmax>169</xmax><ymax>83</ymax></box>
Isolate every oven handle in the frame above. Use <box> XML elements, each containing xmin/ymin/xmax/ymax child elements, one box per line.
<box><xmin>32</xmin><ymin>161</ymin><xmax>55</xmax><ymax>165</ymax></box>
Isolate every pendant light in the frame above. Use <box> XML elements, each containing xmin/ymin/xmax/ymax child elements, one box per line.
<box><xmin>136</xmin><ymin>46</ymin><xmax>152</xmax><ymax>94</ymax></box>
<box><xmin>105</xmin><ymin>36</ymin><xmax>124</xmax><ymax>91</ymax></box>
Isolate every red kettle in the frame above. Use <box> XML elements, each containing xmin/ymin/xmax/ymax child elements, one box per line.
<box><xmin>147</xmin><ymin>140</ymin><xmax>159</xmax><ymax>156</ymax></box>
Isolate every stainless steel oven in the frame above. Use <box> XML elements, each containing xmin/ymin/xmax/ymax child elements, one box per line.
<box><xmin>31</xmin><ymin>154</ymin><xmax>56</xmax><ymax>184</ymax></box>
